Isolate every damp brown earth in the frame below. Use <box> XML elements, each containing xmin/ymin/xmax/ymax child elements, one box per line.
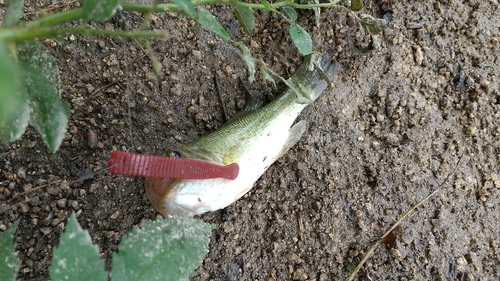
<box><xmin>1</xmin><ymin>0</ymin><xmax>499</xmax><ymax>280</ymax></box>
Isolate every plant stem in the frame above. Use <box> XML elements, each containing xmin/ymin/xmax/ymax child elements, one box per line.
<box><xmin>121</xmin><ymin>0</ymin><xmax>220</xmax><ymax>14</ymax></box>
<box><xmin>227</xmin><ymin>0</ymin><xmax>341</xmax><ymax>10</ymax></box>
<box><xmin>121</xmin><ymin>0</ymin><xmax>340</xmax><ymax>13</ymax></box>
<box><xmin>0</xmin><ymin>27</ymin><xmax>165</xmax><ymax>43</ymax></box>
<box><xmin>23</xmin><ymin>8</ymin><xmax>84</xmax><ymax>29</ymax></box>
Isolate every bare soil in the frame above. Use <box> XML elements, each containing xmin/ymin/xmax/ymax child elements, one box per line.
<box><xmin>1</xmin><ymin>0</ymin><xmax>499</xmax><ymax>280</ymax></box>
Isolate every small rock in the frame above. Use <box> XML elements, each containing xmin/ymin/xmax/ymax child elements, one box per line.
<box><xmin>110</xmin><ymin>210</ymin><xmax>120</xmax><ymax>219</ymax></box>
<box><xmin>47</xmin><ymin>186</ymin><xmax>61</xmax><ymax>196</ymax></box>
<box><xmin>56</xmin><ymin>222</ymin><xmax>65</xmax><ymax>232</ymax></box>
<box><xmin>70</xmin><ymin>200</ymin><xmax>79</xmax><ymax>210</ymax></box>
<box><xmin>20</xmin><ymin>203</ymin><xmax>30</xmax><ymax>213</ymax></box>
<box><xmin>414</xmin><ymin>46</ymin><xmax>424</xmax><ymax>65</ymax></box>
<box><xmin>192</xmin><ymin>50</ymin><xmax>202</xmax><ymax>58</ymax></box>
<box><xmin>86</xmin><ymin>128</ymin><xmax>98</xmax><ymax>149</ymax></box>
<box><xmin>456</xmin><ymin>256</ymin><xmax>468</xmax><ymax>271</ymax></box>
<box><xmin>104</xmin><ymin>54</ymin><xmax>117</xmax><ymax>66</ymax></box>
<box><xmin>57</xmin><ymin>198</ymin><xmax>67</xmax><ymax>208</ymax></box>
<box><xmin>63</xmin><ymin>45</ymin><xmax>72</xmax><ymax>53</ymax></box>
<box><xmin>85</xmin><ymin>84</ymin><xmax>95</xmax><ymax>94</ymax></box>
<box><xmin>51</xmin><ymin>218</ymin><xmax>61</xmax><ymax>226</ymax></box>
<box><xmin>23</xmin><ymin>184</ymin><xmax>33</xmax><ymax>192</ymax></box>
<box><xmin>222</xmin><ymin>222</ymin><xmax>234</xmax><ymax>233</ymax></box>
<box><xmin>40</xmin><ymin>227</ymin><xmax>52</xmax><ymax>235</ymax></box>
<box><xmin>250</xmin><ymin>40</ymin><xmax>260</xmax><ymax>49</ymax></box>
<box><xmin>392</xmin><ymin>249</ymin><xmax>404</xmax><ymax>261</ymax></box>
<box><xmin>285</xmin><ymin>252</ymin><xmax>302</xmax><ymax>264</ymax></box>
<box><xmin>17</xmin><ymin>168</ymin><xmax>26</xmax><ymax>179</ymax></box>
<box><xmin>170</xmin><ymin>84</ymin><xmax>182</xmax><ymax>95</ymax></box>
<box><xmin>465</xmin><ymin>125</ymin><xmax>477</xmax><ymax>136</ymax></box>
<box><xmin>56</xmin><ymin>182</ymin><xmax>67</xmax><ymax>193</ymax></box>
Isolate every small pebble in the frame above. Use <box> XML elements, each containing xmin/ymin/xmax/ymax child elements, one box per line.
<box><xmin>110</xmin><ymin>210</ymin><xmax>120</xmax><ymax>219</ymax></box>
<box><xmin>40</xmin><ymin>227</ymin><xmax>52</xmax><ymax>235</ymax></box>
<box><xmin>192</xmin><ymin>50</ymin><xmax>201</xmax><ymax>58</ymax></box>
<box><xmin>465</xmin><ymin>125</ymin><xmax>477</xmax><ymax>136</ymax></box>
<box><xmin>71</xmin><ymin>200</ymin><xmax>79</xmax><ymax>210</ymax></box>
<box><xmin>47</xmin><ymin>186</ymin><xmax>61</xmax><ymax>196</ymax></box>
<box><xmin>286</xmin><ymin>252</ymin><xmax>302</xmax><ymax>264</ymax></box>
<box><xmin>456</xmin><ymin>256</ymin><xmax>468</xmax><ymax>271</ymax></box>
<box><xmin>17</xmin><ymin>168</ymin><xmax>26</xmax><ymax>179</ymax></box>
<box><xmin>63</xmin><ymin>45</ymin><xmax>72</xmax><ymax>53</ymax></box>
<box><xmin>86</xmin><ymin>128</ymin><xmax>98</xmax><ymax>149</ymax></box>
<box><xmin>20</xmin><ymin>203</ymin><xmax>30</xmax><ymax>213</ymax></box>
<box><xmin>56</xmin><ymin>222</ymin><xmax>65</xmax><ymax>232</ymax></box>
<box><xmin>60</xmin><ymin>180</ymin><xmax>70</xmax><ymax>191</ymax></box>
<box><xmin>57</xmin><ymin>198</ymin><xmax>67</xmax><ymax>208</ymax></box>
<box><xmin>85</xmin><ymin>84</ymin><xmax>94</xmax><ymax>94</ymax></box>
<box><xmin>51</xmin><ymin>218</ymin><xmax>61</xmax><ymax>226</ymax></box>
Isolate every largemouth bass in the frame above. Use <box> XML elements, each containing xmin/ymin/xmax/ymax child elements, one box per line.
<box><xmin>142</xmin><ymin>52</ymin><xmax>338</xmax><ymax>216</ymax></box>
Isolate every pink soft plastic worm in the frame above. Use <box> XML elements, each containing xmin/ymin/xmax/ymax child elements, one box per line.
<box><xmin>107</xmin><ymin>150</ymin><xmax>239</xmax><ymax>180</ymax></box>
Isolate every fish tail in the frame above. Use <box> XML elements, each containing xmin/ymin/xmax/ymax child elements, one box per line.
<box><xmin>289</xmin><ymin>51</ymin><xmax>339</xmax><ymax>103</ymax></box>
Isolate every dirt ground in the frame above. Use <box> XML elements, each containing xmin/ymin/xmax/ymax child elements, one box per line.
<box><xmin>1</xmin><ymin>0</ymin><xmax>500</xmax><ymax>280</ymax></box>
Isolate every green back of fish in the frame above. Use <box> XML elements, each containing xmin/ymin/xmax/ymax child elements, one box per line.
<box><xmin>176</xmin><ymin>52</ymin><xmax>339</xmax><ymax>164</ymax></box>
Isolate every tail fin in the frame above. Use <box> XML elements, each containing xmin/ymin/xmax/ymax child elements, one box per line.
<box><xmin>288</xmin><ymin>51</ymin><xmax>339</xmax><ymax>103</ymax></box>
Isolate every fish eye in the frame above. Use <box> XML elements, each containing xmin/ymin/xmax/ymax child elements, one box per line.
<box><xmin>169</xmin><ymin>150</ymin><xmax>182</xmax><ymax>158</ymax></box>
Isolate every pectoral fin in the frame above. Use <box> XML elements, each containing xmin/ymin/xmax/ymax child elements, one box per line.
<box><xmin>278</xmin><ymin>120</ymin><xmax>307</xmax><ymax>158</ymax></box>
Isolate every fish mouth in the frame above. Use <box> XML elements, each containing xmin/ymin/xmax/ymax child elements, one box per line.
<box><xmin>144</xmin><ymin>177</ymin><xmax>200</xmax><ymax>216</ymax></box>
<box><xmin>144</xmin><ymin>177</ymin><xmax>175</xmax><ymax>215</ymax></box>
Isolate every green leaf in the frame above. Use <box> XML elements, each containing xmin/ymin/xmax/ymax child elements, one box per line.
<box><xmin>233</xmin><ymin>6</ymin><xmax>255</xmax><ymax>34</ymax></box>
<box><xmin>172</xmin><ymin>0</ymin><xmax>195</xmax><ymax>17</ymax></box>
<box><xmin>82</xmin><ymin>0</ymin><xmax>120</xmax><ymax>22</ymax></box>
<box><xmin>112</xmin><ymin>216</ymin><xmax>214</xmax><ymax>281</ymax></box>
<box><xmin>351</xmin><ymin>0</ymin><xmax>363</xmax><ymax>12</ymax></box>
<box><xmin>196</xmin><ymin>6</ymin><xmax>230</xmax><ymax>40</ymax></box>
<box><xmin>259</xmin><ymin>65</ymin><xmax>276</xmax><ymax>89</ymax></box>
<box><xmin>0</xmin><ymin>43</ymin><xmax>29</xmax><ymax>144</ymax></box>
<box><xmin>22</xmin><ymin>63</ymin><xmax>70</xmax><ymax>153</ymax></box>
<box><xmin>259</xmin><ymin>0</ymin><xmax>275</xmax><ymax>11</ymax></box>
<box><xmin>360</xmin><ymin>14</ymin><xmax>387</xmax><ymax>35</ymax></box>
<box><xmin>289</xmin><ymin>23</ymin><xmax>312</xmax><ymax>55</ymax></box>
<box><xmin>0</xmin><ymin>220</ymin><xmax>20</xmax><ymax>281</ymax></box>
<box><xmin>3</xmin><ymin>0</ymin><xmax>24</xmax><ymax>27</ymax></box>
<box><xmin>282</xmin><ymin>6</ymin><xmax>297</xmax><ymax>22</ymax></box>
<box><xmin>18</xmin><ymin>42</ymin><xmax>70</xmax><ymax>153</ymax></box>
<box><xmin>49</xmin><ymin>213</ymin><xmax>107</xmax><ymax>281</ymax></box>
<box><xmin>234</xmin><ymin>42</ymin><xmax>255</xmax><ymax>84</ymax></box>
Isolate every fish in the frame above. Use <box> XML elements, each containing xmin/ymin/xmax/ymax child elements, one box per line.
<box><xmin>110</xmin><ymin>52</ymin><xmax>338</xmax><ymax>216</ymax></box>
